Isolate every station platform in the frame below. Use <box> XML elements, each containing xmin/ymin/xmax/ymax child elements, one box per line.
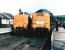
<box><xmin>0</xmin><ymin>28</ymin><xmax>11</xmax><ymax>34</ymax></box>
<box><xmin>51</xmin><ymin>27</ymin><xmax>65</xmax><ymax>50</ymax></box>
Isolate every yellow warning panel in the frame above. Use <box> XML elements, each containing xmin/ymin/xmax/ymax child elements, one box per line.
<box><xmin>32</xmin><ymin>13</ymin><xmax>50</xmax><ymax>31</ymax></box>
<box><xmin>13</xmin><ymin>14</ymin><xmax>28</xmax><ymax>29</ymax></box>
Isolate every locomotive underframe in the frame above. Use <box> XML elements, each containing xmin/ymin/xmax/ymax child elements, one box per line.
<box><xmin>30</xmin><ymin>27</ymin><xmax>50</xmax><ymax>37</ymax></box>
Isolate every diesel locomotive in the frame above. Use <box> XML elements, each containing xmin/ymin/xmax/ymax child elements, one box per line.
<box><xmin>30</xmin><ymin>9</ymin><xmax>50</xmax><ymax>37</ymax></box>
<box><xmin>10</xmin><ymin>10</ymin><xmax>31</xmax><ymax>36</ymax></box>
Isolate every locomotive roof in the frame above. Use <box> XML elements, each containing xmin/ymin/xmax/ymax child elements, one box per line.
<box><xmin>18</xmin><ymin>12</ymin><xmax>30</xmax><ymax>17</ymax></box>
<box><xmin>24</xmin><ymin>12</ymin><xmax>30</xmax><ymax>16</ymax></box>
<box><xmin>35</xmin><ymin>9</ymin><xmax>51</xmax><ymax>13</ymax></box>
<box><xmin>35</xmin><ymin>9</ymin><xmax>53</xmax><ymax>17</ymax></box>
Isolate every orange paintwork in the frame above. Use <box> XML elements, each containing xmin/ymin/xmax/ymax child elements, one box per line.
<box><xmin>32</xmin><ymin>13</ymin><xmax>50</xmax><ymax>31</ymax></box>
<box><xmin>13</xmin><ymin>14</ymin><xmax>28</xmax><ymax>30</ymax></box>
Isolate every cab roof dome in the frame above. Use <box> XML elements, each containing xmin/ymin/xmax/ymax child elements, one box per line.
<box><xmin>35</xmin><ymin>9</ymin><xmax>51</xmax><ymax>13</ymax></box>
<box><xmin>35</xmin><ymin>9</ymin><xmax>53</xmax><ymax>16</ymax></box>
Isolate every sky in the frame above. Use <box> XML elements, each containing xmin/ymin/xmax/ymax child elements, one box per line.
<box><xmin>0</xmin><ymin>0</ymin><xmax>65</xmax><ymax>15</ymax></box>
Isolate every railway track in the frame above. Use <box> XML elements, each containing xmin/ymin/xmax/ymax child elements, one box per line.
<box><xmin>0</xmin><ymin>33</ymin><xmax>10</xmax><ymax>38</ymax></box>
<box><xmin>0</xmin><ymin>33</ymin><xmax>49</xmax><ymax>50</ymax></box>
<box><xmin>13</xmin><ymin>37</ymin><xmax>48</xmax><ymax>50</ymax></box>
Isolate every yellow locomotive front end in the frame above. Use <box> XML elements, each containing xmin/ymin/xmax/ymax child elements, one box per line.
<box><xmin>10</xmin><ymin>11</ymin><xmax>31</xmax><ymax>36</ymax></box>
<box><xmin>32</xmin><ymin>13</ymin><xmax>50</xmax><ymax>31</ymax></box>
<box><xmin>12</xmin><ymin>14</ymin><xmax>29</xmax><ymax>35</ymax></box>
<box><xmin>31</xmin><ymin>12</ymin><xmax>50</xmax><ymax>37</ymax></box>
<box><xmin>13</xmin><ymin>14</ymin><xmax>28</xmax><ymax>31</ymax></box>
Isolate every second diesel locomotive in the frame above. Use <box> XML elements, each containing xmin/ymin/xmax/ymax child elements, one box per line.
<box><xmin>30</xmin><ymin>9</ymin><xmax>50</xmax><ymax>37</ymax></box>
<box><xmin>29</xmin><ymin>9</ymin><xmax>54</xmax><ymax>37</ymax></box>
<box><xmin>10</xmin><ymin>10</ymin><xmax>31</xmax><ymax>36</ymax></box>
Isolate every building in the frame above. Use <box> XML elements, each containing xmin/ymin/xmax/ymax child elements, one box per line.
<box><xmin>0</xmin><ymin>12</ymin><xmax>13</xmax><ymax>28</ymax></box>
